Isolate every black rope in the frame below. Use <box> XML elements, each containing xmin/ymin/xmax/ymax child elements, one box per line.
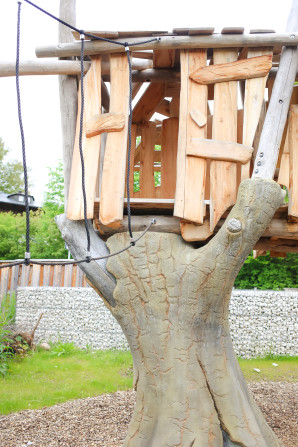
<box><xmin>16</xmin><ymin>1</ymin><xmax>30</xmax><ymax>265</ymax></box>
<box><xmin>78</xmin><ymin>34</ymin><xmax>91</xmax><ymax>255</ymax></box>
<box><xmin>8</xmin><ymin>0</ymin><xmax>160</xmax><ymax>270</ymax></box>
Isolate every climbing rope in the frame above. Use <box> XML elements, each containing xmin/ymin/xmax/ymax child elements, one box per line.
<box><xmin>0</xmin><ymin>0</ymin><xmax>160</xmax><ymax>270</ymax></box>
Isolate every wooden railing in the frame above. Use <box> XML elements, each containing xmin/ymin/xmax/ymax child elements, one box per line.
<box><xmin>0</xmin><ymin>260</ymin><xmax>87</xmax><ymax>302</ymax></box>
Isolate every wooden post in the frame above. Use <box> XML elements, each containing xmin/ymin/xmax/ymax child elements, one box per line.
<box><xmin>58</xmin><ymin>0</ymin><xmax>78</xmax><ymax>210</ymax></box>
<box><xmin>252</xmin><ymin>0</ymin><xmax>298</xmax><ymax>179</ymax></box>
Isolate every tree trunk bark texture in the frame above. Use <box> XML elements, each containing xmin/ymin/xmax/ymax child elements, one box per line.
<box><xmin>57</xmin><ymin>178</ymin><xmax>284</xmax><ymax>447</ymax></box>
<box><xmin>105</xmin><ymin>179</ymin><xmax>284</xmax><ymax>447</ymax></box>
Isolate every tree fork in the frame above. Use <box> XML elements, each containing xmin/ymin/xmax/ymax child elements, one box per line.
<box><xmin>57</xmin><ymin>178</ymin><xmax>285</xmax><ymax>446</ymax></box>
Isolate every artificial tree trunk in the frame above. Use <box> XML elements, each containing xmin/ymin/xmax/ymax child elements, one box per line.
<box><xmin>57</xmin><ymin>178</ymin><xmax>285</xmax><ymax>447</ymax></box>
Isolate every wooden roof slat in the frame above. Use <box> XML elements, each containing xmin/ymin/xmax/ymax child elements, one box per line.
<box><xmin>250</xmin><ymin>29</ymin><xmax>276</xmax><ymax>34</ymax></box>
<box><xmin>221</xmin><ymin>27</ymin><xmax>244</xmax><ymax>34</ymax></box>
<box><xmin>188</xmin><ymin>28</ymin><xmax>215</xmax><ymax>36</ymax></box>
<box><xmin>72</xmin><ymin>30</ymin><xmax>119</xmax><ymax>40</ymax></box>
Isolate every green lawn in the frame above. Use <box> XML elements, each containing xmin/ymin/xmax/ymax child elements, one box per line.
<box><xmin>0</xmin><ymin>348</ymin><xmax>133</xmax><ymax>415</ymax></box>
<box><xmin>0</xmin><ymin>347</ymin><xmax>297</xmax><ymax>415</ymax></box>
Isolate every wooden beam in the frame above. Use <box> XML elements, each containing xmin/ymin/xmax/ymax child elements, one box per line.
<box><xmin>161</xmin><ymin>118</ymin><xmax>178</xmax><ymax>198</ymax></box>
<box><xmin>252</xmin><ymin>0</ymin><xmax>298</xmax><ymax>179</ymax></box>
<box><xmin>289</xmin><ymin>104</ymin><xmax>298</xmax><ymax>218</ymax></box>
<box><xmin>210</xmin><ymin>49</ymin><xmax>238</xmax><ymax>231</ymax></box>
<box><xmin>139</xmin><ymin>122</ymin><xmax>156</xmax><ymax>198</ymax></box>
<box><xmin>86</xmin><ymin>113</ymin><xmax>125</xmax><ymax>138</ymax></box>
<box><xmin>67</xmin><ymin>57</ymin><xmax>102</xmax><ymax>220</ymax></box>
<box><xmin>153</xmin><ymin>49</ymin><xmax>176</xmax><ymax>68</ymax></box>
<box><xmin>187</xmin><ymin>139</ymin><xmax>253</xmax><ymax>164</ymax></box>
<box><xmin>254</xmin><ymin>238</ymin><xmax>298</xmax><ymax>253</ymax></box>
<box><xmin>100</xmin><ymin>53</ymin><xmax>130</xmax><ymax>225</ymax></box>
<box><xmin>35</xmin><ymin>34</ymin><xmax>298</xmax><ymax>58</ymax></box>
<box><xmin>190</xmin><ymin>55</ymin><xmax>272</xmax><ymax>84</ymax></box>
<box><xmin>156</xmin><ymin>99</ymin><xmax>171</xmax><ymax>117</ymax></box>
<box><xmin>132</xmin><ymin>82</ymin><xmax>165</xmax><ymax>123</ymax></box>
<box><xmin>58</xmin><ymin>0</ymin><xmax>78</xmax><ymax>211</ymax></box>
<box><xmin>241</xmin><ymin>48</ymin><xmax>273</xmax><ymax>180</ymax></box>
<box><xmin>174</xmin><ymin>49</ymin><xmax>208</xmax><ymax>224</ymax></box>
<box><xmin>0</xmin><ymin>59</ymin><xmax>91</xmax><ymax>77</ymax></box>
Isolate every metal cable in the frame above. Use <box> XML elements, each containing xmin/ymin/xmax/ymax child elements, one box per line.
<box><xmin>125</xmin><ymin>45</ymin><xmax>134</xmax><ymax>241</ymax></box>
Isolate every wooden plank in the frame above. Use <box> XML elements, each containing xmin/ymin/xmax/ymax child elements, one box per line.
<box><xmin>52</xmin><ymin>265</ymin><xmax>63</xmax><ymax>287</ymax></box>
<box><xmin>42</xmin><ymin>265</ymin><xmax>51</xmax><ymax>287</ymax></box>
<box><xmin>241</xmin><ymin>47</ymin><xmax>273</xmax><ymax>180</ymax></box>
<box><xmin>76</xmin><ymin>267</ymin><xmax>84</xmax><ymax>287</ymax></box>
<box><xmin>139</xmin><ymin>122</ymin><xmax>156</xmax><ymax>198</ymax></box>
<box><xmin>174</xmin><ymin>49</ymin><xmax>208</xmax><ymax>224</ymax></box>
<box><xmin>190</xmin><ymin>55</ymin><xmax>272</xmax><ymax>85</ymax></box>
<box><xmin>63</xmin><ymin>264</ymin><xmax>73</xmax><ymax>287</ymax></box>
<box><xmin>20</xmin><ymin>265</ymin><xmax>30</xmax><ymax>287</ymax></box>
<box><xmin>67</xmin><ymin>56</ymin><xmax>102</xmax><ymax>220</ymax></box>
<box><xmin>181</xmin><ymin>221</ymin><xmax>213</xmax><ymax>242</ymax></box>
<box><xmin>132</xmin><ymin>83</ymin><xmax>165</xmax><ymax>123</ymax></box>
<box><xmin>10</xmin><ymin>265</ymin><xmax>20</xmax><ymax>295</ymax></box>
<box><xmin>160</xmin><ymin>118</ymin><xmax>178</xmax><ymax>198</ymax></box>
<box><xmin>187</xmin><ymin>139</ymin><xmax>253</xmax><ymax>164</ymax></box>
<box><xmin>86</xmin><ymin>113</ymin><xmax>125</xmax><ymax>138</ymax></box>
<box><xmin>31</xmin><ymin>265</ymin><xmax>41</xmax><ymax>287</ymax></box>
<box><xmin>221</xmin><ymin>27</ymin><xmax>244</xmax><ymax>34</ymax></box>
<box><xmin>153</xmin><ymin>50</ymin><xmax>175</xmax><ymax>68</ymax></box>
<box><xmin>170</xmin><ymin>97</ymin><xmax>180</xmax><ymax>118</ymax></box>
<box><xmin>210</xmin><ymin>49</ymin><xmax>238</xmax><ymax>231</ymax></box>
<box><xmin>126</xmin><ymin>124</ymin><xmax>137</xmax><ymax>199</ymax></box>
<box><xmin>0</xmin><ymin>268</ymin><xmax>9</xmax><ymax>301</ymax></box>
<box><xmin>100</xmin><ymin>53</ymin><xmax>129</xmax><ymax>225</ymax></box>
<box><xmin>289</xmin><ymin>104</ymin><xmax>298</xmax><ymax>218</ymax></box>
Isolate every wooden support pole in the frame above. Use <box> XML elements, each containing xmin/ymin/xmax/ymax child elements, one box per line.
<box><xmin>36</xmin><ymin>34</ymin><xmax>298</xmax><ymax>58</ymax></box>
<box><xmin>252</xmin><ymin>0</ymin><xmax>298</xmax><ymax>179</ymax></box>
<box><xmin>58</xmin><ymin>0</ymin><xmax>78</xmax><ymax>210</ymax></box>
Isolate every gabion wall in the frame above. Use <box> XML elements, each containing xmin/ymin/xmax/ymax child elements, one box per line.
<box><xmin>15</xmin><ymin>287</ymin><xmax>298</xmax><ymax>358</ymax></box>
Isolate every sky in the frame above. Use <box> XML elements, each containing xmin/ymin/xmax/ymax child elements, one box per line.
<box><xmin>0</xmin><ymin>0</ymin><xmax>293</xmax><ymax>203</ymax></box>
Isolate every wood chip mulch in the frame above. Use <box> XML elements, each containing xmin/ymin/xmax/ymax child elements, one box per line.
<box><xmin>0</xmin><ymin>382</ymin><xmax>297</xmax><ymax>447</ymax></box>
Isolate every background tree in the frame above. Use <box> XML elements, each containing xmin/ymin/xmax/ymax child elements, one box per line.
<box><xmin>0</xmin><ymin>138</ymin><xmax>31</xmax><ymax>193</ymax></box>
<box><xmin>0</xmin><ymin>160</ymin><xmax>67</xmax><ymax>260</ymax></box>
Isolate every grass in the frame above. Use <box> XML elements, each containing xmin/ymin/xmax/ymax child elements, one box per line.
<box><xmin>0</xmin><ymin>345</ymin><xmax>297</xmax><ymax>415</ymax></box>
<box><xmin>0</xmin><ymin>346</ymin><xmax>133</xmax><ymax>415</ymax></box>
<box><xmin>239</xmin><ymin>355</ymin><xmax>298</xmax><ymax>382</ymax></box>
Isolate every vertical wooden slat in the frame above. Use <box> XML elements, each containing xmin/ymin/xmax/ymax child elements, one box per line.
<box><xmin>174</xmin><ymin>49</ymin><xmax>208</xmax><ymax>223</ymax></box>
<box><xmin>76</xmin><ymin>267</ymin><xmax>84</xmax><ymax>287</ymax></box>
<box><xmin>10</xmin><ymin>265</ymin><xmax>19</xmax><ymax>295</ymax></box>
<box><xmin>289</xmin><ymin>104</ymin><xmax>298</xmax><ymax>218</ymax></box>
<box><xmin>241</xmin><ymin>47</ymin><xmax>273</xmax><ymax>180</ymax></box>
<box><xmin>43</xmin><ymin>265</ymin><xmax>51</xmax><ymax>287</ymax></box>
<box><xmin>126</xmin><ymin>124</ymin><xmax>137</xmax><ymax>199</ymax></box>
<box><xmin>139</xmin><ymin>121</ymin><xmax>156</xmax><ymax>198</ymax></box>
<box><xmin>20</xmin><ymin>265</ymin><xmax>30</xmax><ymax>287</ymax></box>
<box><xmin>210</xmin><ymin>49</ymin><xmax>238</xmax><ymax>231</ymax></box>
<box><xmin>100</xmin><ymin>53</ymin><xmax>130</xmax><ymax>225</ymax></box>
<box><xmin>64</xmin><ymin>264</ymin><xmax>73</xmax><ymax>287</ymax></box>
<box><xmin>67</xmin><ymin>56</ymin><xmax>102</xmax><ymax>220</ymax></box>
<box><xmin>0</xmin><ymin>268</ymin><xmax>9</xmax><ymax>302</ymax></box>
<box><xmin>31</xmin><ymin>265</ymin><xmax>41</xmax><ymax>287</ymax></box>
<box><xmin>53</xmin><ymin>265</ymin><xmax>63</xmax><ymax>287</ymax></box>
<box><xmin>161</xmin><ymin>118</ymin><xmax>178</xmax><ymax>198</ymax></box>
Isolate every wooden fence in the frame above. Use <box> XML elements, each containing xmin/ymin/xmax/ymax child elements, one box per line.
<box><xmin>0</xmin><ymin>260</ymin><xmax>87</xmax><ymax>302</ymax></box>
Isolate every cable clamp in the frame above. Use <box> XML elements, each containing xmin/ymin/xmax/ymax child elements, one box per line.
<box><xmin>124</xmin><ymin>42</ymin><xmax>130</xmax><ymax>52</ymax></box>
<box><xmin>151</xmin><ymin>218</ymin><xmax>157</xmax><ymax>225</ymax></box>
<box><xmin>80</xmin><ymin>31</ymin><xmax>85</xmax><ymax>40</ymax></box>
<box><xmin>86</xmin><ymin>251</ymin><xmax>91</xmax><ymax>263</ymax></box>
<box><xmin>24</xmin><ymin>252</ymin><xmax>30</xmax><ymax>265</ymax></box>
<box><xmin>130</xmin><ymin>237</ymin><xmax>136</xmax><ymax>247</ymax></box>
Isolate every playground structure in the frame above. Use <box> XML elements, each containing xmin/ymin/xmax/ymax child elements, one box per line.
<box><xmin>37</xmin><ymin>26</ymin><xmax>298</xmax><ymax>256</ymax></box>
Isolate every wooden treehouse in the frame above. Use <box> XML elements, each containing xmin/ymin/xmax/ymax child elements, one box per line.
<box><xmin>53</xmin><ymin>28</ymin><xmax>298</xmax><ymax>257</ymax></box>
